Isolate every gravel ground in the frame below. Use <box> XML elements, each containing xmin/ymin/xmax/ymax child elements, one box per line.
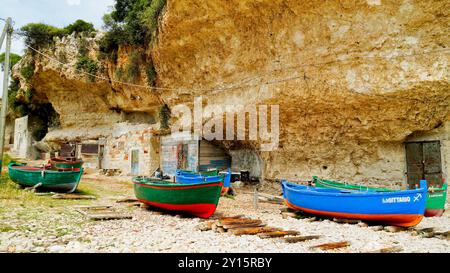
<box><xmin>0</xmin><ymin>174</ymin><xmax>449</xmax><ymax>253</ymax></box>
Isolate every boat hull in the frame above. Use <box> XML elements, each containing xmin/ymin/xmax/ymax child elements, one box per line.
<box><xmin>314</xmin><ymin>177</ymin><xmax>447</xmax><ymax>218</ymax></box>
<box><xmin>8</xmin><ymin>163</ymin><xmax>83</xmax><ymax>193</ymax></box>
<box><xmin>49</xmin><ymin>157</ymin><xmax>84</xmax><ymax>170</ymax></box>
<box><xmin>282</xmin><ymin>180</ymin><xmax>427</xmax><ymax>227</ymax></box>
<box><xmin>285</xmin><ymin>200</ymin><xmax>424</xmax><ymax>227</ymax></box>
<box><xmin>424</xmin><ymin>185</ymin><xmax>447</xmax><ymax>217</ymax></box>
<box><xmin>133</xmin><ymin>178</ymin><xmax>222</xmax><ymax>218</ymax></box>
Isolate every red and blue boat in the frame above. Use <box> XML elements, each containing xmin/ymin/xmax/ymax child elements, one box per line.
<box><xmin>281</xmin><ymin>180</ymin><xmax>428</xmax><ymax>227</ymax></box>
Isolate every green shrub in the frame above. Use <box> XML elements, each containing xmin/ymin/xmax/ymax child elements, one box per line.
<box><xmin>20</xmin><ymin>23</ymin><xmax>66</xmax><ymax>48</ymax></box>
<box><xmin>78</xmin><ymin>38</ymin><xmax>89</xmax><ymax>56</ymax></box>
<box><xmin>126</xmin><ymin>52</ymin><xmax>141</xmax><ymax>81</ymax></box>
<box><xmin>146</xmin><ymin>62</ymin><xmax>157</xmax><ymax>87</ymax></box>
<box><xmin>20</xmin><ymin>64</ymin><xmax>35</xmax><ymax>81</ymax></box>
<box><xmin>141</xmin><ymin>0</ymin><xmax>166</xmax><ymax>40</ymax></box>
<box><xmin>76</xmin><ymin>56</ymin><xmax>99</xmax><ymax>82</ymax></box>
<box><xmin>0</xmin><ymin>53</ymin><xmax>21</xmax><ymax>71</ymax></box>
<box><xmin>64</xmin><ymin>19</ymin><xmax>95</xmax><ymax>35</ymax></box>
<box><xmin>100</xmin><ymin>0</ymin><xmax>167</xmax><ymax>56</ymax></box>
<box><xmin>159</xmin><ymin>104</ymin><xmax>170</xmax><ymax>129</ymax></box>
<box><xmin>115</xmin><ymin>67</ymin><xmax>125</xmax><ymax>80</ymax></box>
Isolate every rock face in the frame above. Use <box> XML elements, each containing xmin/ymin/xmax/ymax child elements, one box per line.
<box><xmin>13</xmin><ymin>0</ymin><xmax>450</xmax><ymax>185</ymax></box>
<box><xmin>153</xmin><ymin>0</ymin><xmax>450</xmax><ymax>184</ymax></box>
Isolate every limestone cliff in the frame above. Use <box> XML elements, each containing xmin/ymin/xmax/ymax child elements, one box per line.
<box><xmin>13</xmin><ymin>0</ymin><xmax>450</xmax><ymax>185</ymax></box>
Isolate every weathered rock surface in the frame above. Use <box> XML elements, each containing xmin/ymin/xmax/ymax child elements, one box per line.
<box><xmin>12</xmin><ymin>0</ymin><xmax>450</xmax><ymax>184</ymax></box>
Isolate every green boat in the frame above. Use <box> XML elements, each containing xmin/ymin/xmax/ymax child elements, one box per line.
<box><xmin>313</xmin><ymin>176</ymin><xmax>448</xmax><ymax>217</ymax></box>
<box><xmin>8</xmin><ymin>163</ymin><xmax>83</xmax><ymax>193</ymax></box>
<box><xmin>133</xmin><ymin>176</ymin><xmax>222</xmax><ymax>218</ymax></box>
<box><xmin>313</xmin><ymin>176</ymin><xmax>394</xmax><ymax>192</ymax></box>
<box><xmin>49</xmin><ymin>157</ymin><xmax>84</xmax><ymax>170</ymax></box>
<box><xmin>425</xmin><ymin>183</ymin><xmax>448</xmax><ymax>217</ymax></box>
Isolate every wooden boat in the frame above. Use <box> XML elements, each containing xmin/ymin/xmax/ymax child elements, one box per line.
<box><xmin>314</xmin><ymin>176</ymin><xmax>447</xmax><ymax>217</ymax></box>
<box><xmin>133</xmin><ymin>177</ymin><xmax>222</xmax><ymax>218</ymax></box>
<box><xmin>176</xmin><ymin>169</ymin><xmax>232</xmax><ymax>195</ymax></box>
<box><xmin>8</xmin><ymin>163</ymin><xmax>83</xmax><ymax>193</ymax></box>
<box><xmin>425</xmin><ymin>183</ymin><xmax>448</xmax><ymax>217</ymax></box>
<box><xmin>313</xmin><ymin>176</ymin><xmax>394</xmax><ymax>192</ymax></box>
<box><xmin>176</xmin><ymin>169</ymin><xmax>219</xmax><ymax>177</ymax></box>
<box><xmin>49</xmin><ymin>157</ymin><xmax>84</xmax><ymax>170</ymax></box>
<box><xmin>282</xmin><ymin>179</ymin><xmax>427</xmax><ymax>227</ymax></box>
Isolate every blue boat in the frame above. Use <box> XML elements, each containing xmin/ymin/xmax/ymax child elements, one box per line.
<box><xmin>176</xmin><ymin>169</ymin><xmax>232</xmax><ymax>195</ymax></box>
<box><xmin>281</xmin><ymin>180</ymin><xmax>427</xmax><ymax>227</ymax></box>
<box><xmin>176</xmin><ymin>175</ymin><xmax>224</xmax><ymax>184</ymax></box>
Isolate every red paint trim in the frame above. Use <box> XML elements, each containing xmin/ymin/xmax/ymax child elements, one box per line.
<box><xmin>138</xmin><ymin>199</ymin><xmax>217</xmax><ymax>218</ymax></box>
<box><xmin>424</xmin><ymin>209</ymin><xmax>445</xmax><ymax>217</ymax></box>
<box><xmin>285</xmin><ymin>200</ymin><xmax>424</xmax><ymax>227</ymax></box>
<box><xmin>221</xmin><ymin>187</ymin><xmax>230</xmax><ymax>196</ymax></box>
<box><xmin>133</xmin><ymin>182</ymin><xmax>223</xmax><ymax>190</ymax></box>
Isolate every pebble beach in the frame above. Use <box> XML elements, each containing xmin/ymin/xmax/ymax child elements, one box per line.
<box><xmin>0</xmin><ymin>174</ymin><xmax>448</xmax><ymax>253</ymax></box>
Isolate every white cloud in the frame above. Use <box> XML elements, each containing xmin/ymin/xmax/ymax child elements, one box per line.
<box><xmin>67</xmin><ymin>0</ymin><xmax>81</xmax><ymax>6</ymax></box>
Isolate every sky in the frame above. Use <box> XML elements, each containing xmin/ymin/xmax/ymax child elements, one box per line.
<box><xmin>0</xmin><ymin>0</ymin><xmax>115</xmax><ymax>93</ymax></box>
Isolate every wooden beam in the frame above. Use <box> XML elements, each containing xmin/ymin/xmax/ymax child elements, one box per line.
<box><xmin>258</xmin><ymin>230</ymin><xmax>300</xmax><ymax>239</ymax></box>
<box><xmin>367</xmin><ymin>246</ymin><xmax>403</xmax><ymax>253</ymax></box>
<box><xmin>284</xmin><ymin>235</ymin><xmax>321</xmax><ymax>243</ymax></box>
<box><xmin>311</xmin><ymin>241</ymin><xmax>350</xmax><ymax>251</ymax></box>
<box><xmin>52</xmin><ymin>194</ymin><xmax>96</xmax><ymax>200</ymax></box>
<box><xmin>88</xmin><ymin>214</ymin><xmax>133</xmax><ymax>221</ymax></box>
<box><xmin>222</xmin><ymin>222</ymin><xmax>266</xmax><ymax>230</ymax></box>
<box><xmin>229</xmin><ymin>227</ymin><xmax>281</xmax><ymax>236</ymax></box>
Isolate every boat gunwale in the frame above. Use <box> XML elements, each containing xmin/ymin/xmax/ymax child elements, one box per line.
<box><xmin>133</xmin><ymin>180</ymin><xmax>223</xmax><ymax>189</ymax></box>
<box><xmin>282</xmin><ymin>180</ymin><xmax>427</xmax><ymax>198</ymax></box>
<box><xmin>9</xmin><ymin>163</ymin><xmax>83</xmax><ymax>174</ymax></box>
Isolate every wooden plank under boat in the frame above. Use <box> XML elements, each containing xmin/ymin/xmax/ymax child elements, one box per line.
<box><xmin>8</xmin><ymin>163</ymin><xmax>83</xmax><ymax>193</ymax></box>
<box><xmin>314</xmin><ymin>176</ymin><xmax>447</xmax><ymax>218</ymax></box>
<box><xmin>282</xmin><ymin>180</ymin><xmax>428</xmax><ymax>227</ymax></box>
<box><xmin>133</xmin><ymin>177</ymin><xmax>223</xmax><ymax>218</ymax></box>
<box><xmin>49</xmin><ymin>157</ymin><xmax>84</xmax><ymax>170</ymax></box>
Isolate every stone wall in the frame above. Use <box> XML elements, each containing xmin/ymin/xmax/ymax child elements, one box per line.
<box><xmin>101</xmin><ymin>123</ymin><xmax>157</xmax><ymax>176</ymax></box>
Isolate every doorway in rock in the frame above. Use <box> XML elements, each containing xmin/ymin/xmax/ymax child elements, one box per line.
<box><xmin>405</xmin><ymin>141</ymin><xmax>443</xmax><ymax>188</ymax></box>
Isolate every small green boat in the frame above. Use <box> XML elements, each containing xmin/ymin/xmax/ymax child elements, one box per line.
<box><xmin>313</xmin><ymin>176</ymin><xmax>394</xmax><ymax>192</ymax></box>
<box><xmin>133</xmin><ymin>176</ymin><xmax>222</xmax><ymax>218</ymax></box>
<box><xmin>425</xmin><ymin>183</ymin><xmax>448</xmax><ymax>217</ymax></box>
<box><xmin>313</xmin><ymin>176</ymin><xmax>448</xmax><ymax>217</ymax></box>
<box><xmin>8</xmin><ymin>163</ymin><xmax>83</xmax><ymax>193</ymax></box>
<box><xmin>49</xmin><ymin>157</ymin><xmax>84</xmax><ymax>170</ymax></box>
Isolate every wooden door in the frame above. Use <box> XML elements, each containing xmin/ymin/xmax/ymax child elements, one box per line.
<box><xmin>405</xmin><ymin>141</ymin><xmax>442</xmax><ymax>188</ymax></box>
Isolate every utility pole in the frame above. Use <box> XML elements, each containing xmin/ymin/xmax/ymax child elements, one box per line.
<box><xmin>0</xmin><ymin>17</ymin><xmax>12</xmax><ymax>175</ymax></box>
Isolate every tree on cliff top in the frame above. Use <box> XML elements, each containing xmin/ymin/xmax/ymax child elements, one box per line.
<box><xmin>64</xmin><ymin>20</ymin><xmax>95</xmax><ymax>35</ymax></box>
<box><xmin>99</xmin><ymin>0</ymin><xmax>166</xmax><ymax>59</ymax></box>
<box><xmin>20</xmin><ymin>20</ymin><xmax>96</xmax><ymax>49</ymax></box>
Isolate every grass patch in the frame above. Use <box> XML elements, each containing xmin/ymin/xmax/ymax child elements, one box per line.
<box><xmin>0</xmin><ymin>224</ymin><xmax>16</xmax><ymax>232</ymax></box>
